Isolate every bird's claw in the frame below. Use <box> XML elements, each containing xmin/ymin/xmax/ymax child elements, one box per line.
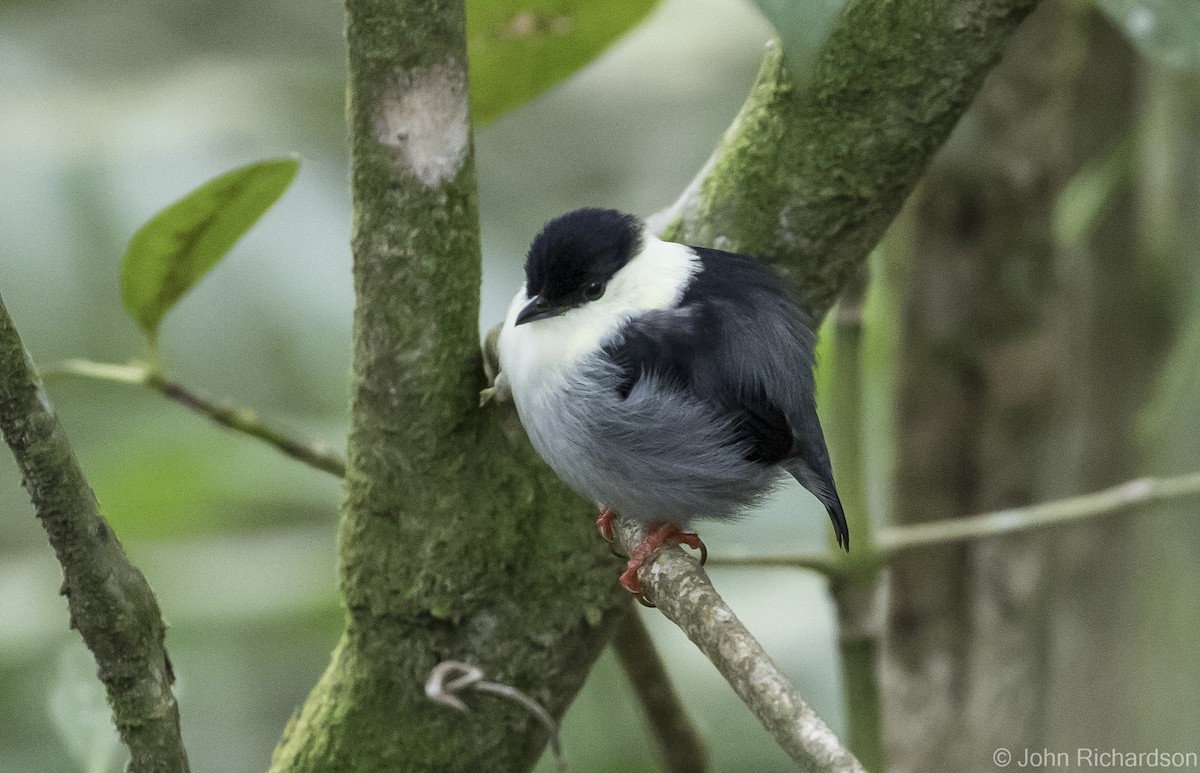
<box><xmin>596</xmin><ymin>507</ymin><xmax>622</xmax><ymax>556</ymax></box>
<box><xmin>596</xmin><ymin>507</ymin><xmax>616</xmax><ymax>544</ymax></box>
<box><xmin>617</xmin><ymin>522</ymin><xmax>708</xmax><ymax>606</ymax></box>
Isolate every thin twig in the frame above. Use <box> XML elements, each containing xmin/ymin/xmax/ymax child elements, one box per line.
<box><xmin>710</xmin><ymin>471</ymin><xmax>1200</xmax><ymax>572</ymax></box>
<box><xmin>0</xmin><ymin>298</ymin><xmax>190</xmax><ymax>772</ymax></box>
<box><xmin>612</xmin><ymin>519</ymin><xmax>864</xmax><ymax>773</ymax></box>
<box><xmin>876</xmin><ymin>472</ymin><xmax>1200</xmax><ymax>554</ymax></box>
<box><xmin>612</xmin><ymin>603</ymin><xmax>710</xmax><ymax>773</ymax></box>
<box><xmin>46</xmin><ymin>359</ymin><xmax>346</xmax><ymax>477</ymax></box>
<box><xmin>425</xmin><ymin>661</ymin><xmax>566</xmax><ymax>772</ymax></box>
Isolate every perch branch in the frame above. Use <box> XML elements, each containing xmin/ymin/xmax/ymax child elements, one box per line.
<box><xmin>612</xmin><ymin>518</ymin><xmax>864</xmax><ymax>773</ymax></box>
<box><xmin>0</xmin><ymin>298</ymin><xmax>190</xmax><ymax>773</ymax></box>
<box><xmin>46</xmin><ymin>358</ymin><xmax>346</xmax><ymax>477</ymax></box>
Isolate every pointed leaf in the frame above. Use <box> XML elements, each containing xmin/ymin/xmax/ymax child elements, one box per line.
<box><xmin>467</xmin><ymin>0</ymin><xmax>660</xmax><ymax>124</ymax></box>
<box><xmin>120</xmin><ymin>158</ymin><xmax>299</xmax><ymax>339</ymax></box>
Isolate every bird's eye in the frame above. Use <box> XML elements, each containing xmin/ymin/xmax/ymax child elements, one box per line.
<box><xmin>582</xmin><ymin>281</ymin><xmax>606</xmax><ymax>301</ymax></box>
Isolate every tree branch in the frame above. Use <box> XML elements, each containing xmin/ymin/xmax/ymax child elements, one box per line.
<box><xmin>877</xmin><ymin>471</ymin><xmax>1200</xmax><ymax>554</ymax></box>
<box><xmin>612</xmin><ymin>519</ymin><xmax>864</xmax><ymax>773</ymax></box>
<box><xmin>709</xmin><ymin>471</ymin><xmax>1200</xmax><ymax>571</ymax></box>
<box><xmin>0</xmin><ymin>297</ymin><xmax>189</xmax><ymax>773</ymax></box>
<box><xmin>652</xmin><ymin>0</ymin><xmax>1040</xmax><ymax>321</ymax></box>
<box><xmin>47</xmin><ymin>359</ymin><xmax>347</xmax><ymax>478</ymax></box>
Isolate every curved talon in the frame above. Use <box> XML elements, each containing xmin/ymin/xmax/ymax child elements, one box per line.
<box><xmin>619</xmin><ymin>561</ymin><xmax>657</xmax><ymax>608</ymax></box>
<box><xmin>615</xmin><ymin>522</ymin><xmax>707</xmax><ymax>604</ymax></box>
<box><xmin>674</xmin><ymin>531</ymin><xmax>708</xmax><ymax>566</ymax></box>
<box><xmin>596</xmin><ymin>507</ymin><xmax>616</xmax><ymax>544</ymax></box>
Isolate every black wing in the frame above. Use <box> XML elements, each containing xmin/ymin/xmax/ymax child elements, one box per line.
<box><xmin>602</xmin><ymin>246</ymin><xmax>849</xmax><ymax>549</ymax></box>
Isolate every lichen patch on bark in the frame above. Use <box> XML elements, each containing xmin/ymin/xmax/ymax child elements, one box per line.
<box><xmin>374</xmin><ymin>62</ymin><xmax>469</xmax><ymax>187</ymax></box>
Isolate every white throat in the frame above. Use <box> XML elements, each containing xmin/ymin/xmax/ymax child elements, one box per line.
<box><xmin>498</xmin><ymin>231</ymin><xmax>699</xmax><ymax>394</ymax></box>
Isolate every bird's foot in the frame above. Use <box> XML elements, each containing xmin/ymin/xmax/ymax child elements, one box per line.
<box><xmin>596</xmin><ymin>507</ymin><xmax>616</xmax><ymax>544</ymax></box>
<box><xmin>596</xmin><ymin>507</ymin><xmax>622</xmax><ymax>557</ymax></box>
<box><xmin>618</xmin><ymin>523</ymin><xmax>708</xmax><ymax>607</ymax></box>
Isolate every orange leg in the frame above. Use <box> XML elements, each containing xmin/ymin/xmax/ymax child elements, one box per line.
<box><xmin>618</xmin><ymin>522</ymin><xmax>708</xmax><ymax>607</ymax></box>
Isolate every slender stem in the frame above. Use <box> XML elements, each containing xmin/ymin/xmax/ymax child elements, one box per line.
<box><xmin>612</xmin><ymin>603</ymin><xmax>710</xmax><ymax>773</ymax></box>
<box><xmin>877</xmin><ymin>472</ymin><xmax>1200</xmax><ymax>554</ymax></box>
<box><xmin>47</xmin><ymin>359</ymin><xmax>346</xmax><ymax>478</ymax></box>
<box><xmin>713</xmin><ymin>471</ymin><xmax>1200</xmax><ymax>573</ymax></box>
<box><xmin>146</xmin><ymin>374</ymin><xmax>346</xmax><ymax>477</ymax></box>
<box><xmin>0</xmin><ymin>298</ymin><xmax>190</xmax><ymax>773</ymax></box>
<box><xmin>613</xmin><ymin>519</ymin><xmax>864</xmax><ymax>773</ymax></box>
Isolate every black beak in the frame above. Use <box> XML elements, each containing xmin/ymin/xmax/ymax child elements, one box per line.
<box><xmin>515</xmin><ymin>294</ymin><xmax>563</xmax><ymax>325</ymax></box>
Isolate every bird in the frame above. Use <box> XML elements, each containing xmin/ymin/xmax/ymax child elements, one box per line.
<box><xmin>498</xmin><ymin>208</ymin><xmax>847</xmax><ymax>601</ymax></box>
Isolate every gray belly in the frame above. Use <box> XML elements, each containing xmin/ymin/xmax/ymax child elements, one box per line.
<box><xmin>514</xmin><ymin>357</ymin><xmax>783</xmax><ymax>527</ymax></box>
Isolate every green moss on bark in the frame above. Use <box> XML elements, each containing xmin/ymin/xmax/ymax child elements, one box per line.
<box><xmin>659</xmin><ymin>0</ymin><xmax>1039</xmax><ymax>321</ymax></box>
<box><xmin>268</xmin><ymin>1</ymin><xmax>623</xmax><ymax>771</ymax></box>
<box><xmin>0</xmin><ymin>297</ymin><xmax>189</xmax><ymax>773</ymax></box>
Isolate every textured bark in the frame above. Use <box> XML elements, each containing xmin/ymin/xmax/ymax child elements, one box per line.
<box><xmin>612</xmin><ymin>520</ymin><xmax>866</xmax><ymax>773</ymax></box>
<box><xmin>881</xmin><ymin>4</ymin><xmax>1169</xmax><ymax>770</ymax></box>
<box><xmin>0</xmin><ymin>297</ymin><xmax>189</xmax><ymax>773</ymax></box>
<box><xmin>654</xmin><ymin>0</ymin><xmax>1040</xmax><ymax>321</ymax></box>
<box><xmin>267</xmin><ymin>2</ymin><xmax>623</xmax><ymax>771</ymax></box>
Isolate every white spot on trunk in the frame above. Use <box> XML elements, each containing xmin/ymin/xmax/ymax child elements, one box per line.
<box><xmin>375</xmin><ymin>62</ymin><xmax>469</xmax><ymax>187</ymax></box>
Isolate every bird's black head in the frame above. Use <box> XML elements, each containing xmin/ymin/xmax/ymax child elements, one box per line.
<box><xmin>517</xmin><ymin>208</ymin><xmax>642</xmax><ymax>325</ymax></box>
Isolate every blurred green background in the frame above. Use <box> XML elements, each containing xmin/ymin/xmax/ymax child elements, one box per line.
<box><xmin>0</xmin><ymin>0</ymin><xmax>846</xmax><ymax>770</ymax></box>
<box><xmin>2</xmin><ymin>0</ymin><xmax>1199</xmax><ymax>771</ymax></box>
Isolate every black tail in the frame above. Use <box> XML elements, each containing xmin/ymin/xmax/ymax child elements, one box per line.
<box><xmin>782</xmin><ymin>458</ymin><xmax>850</xmax><ymax>551</ymax></box>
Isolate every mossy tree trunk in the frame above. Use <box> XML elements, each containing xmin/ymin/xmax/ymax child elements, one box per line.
<box><xmin>268</xmin><ymin>2</ymin><xmax>624</xmax><ymax>770</ymax></box>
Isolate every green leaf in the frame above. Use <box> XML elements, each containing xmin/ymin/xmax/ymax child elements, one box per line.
<box><xmin>467</xmin><ymin>0</ymin><xmax>660</xmax><ymax>124</ymax></box>
<box><xmin>1097</xmin><ymin>0</ymin><xmax>1200</xmax><ymax>73</ymax></box>
<box><xmin>120</xmin><ymin>157</ymin><xmax>300</xmax><ymax>341</ymax></box>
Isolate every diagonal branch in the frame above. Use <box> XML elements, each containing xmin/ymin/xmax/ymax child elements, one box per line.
<box><xmin>0</xmin><ymin>297</ymin><xmax>189</xmax><ymax>773</ymax></box>
<box><xmin>652</xmin><ymin>0</ymin><xmax>1040</xmax><ymax>321</ymax></box>
<box><xmin>47</xmin><ymin>359</ymin><xmax>346</xmax><ymax>478</ymax></box>
<box><xmin>612</xmin><ymin>519</ymin><xmax>864</xmax><ymax>773</ymax></box>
